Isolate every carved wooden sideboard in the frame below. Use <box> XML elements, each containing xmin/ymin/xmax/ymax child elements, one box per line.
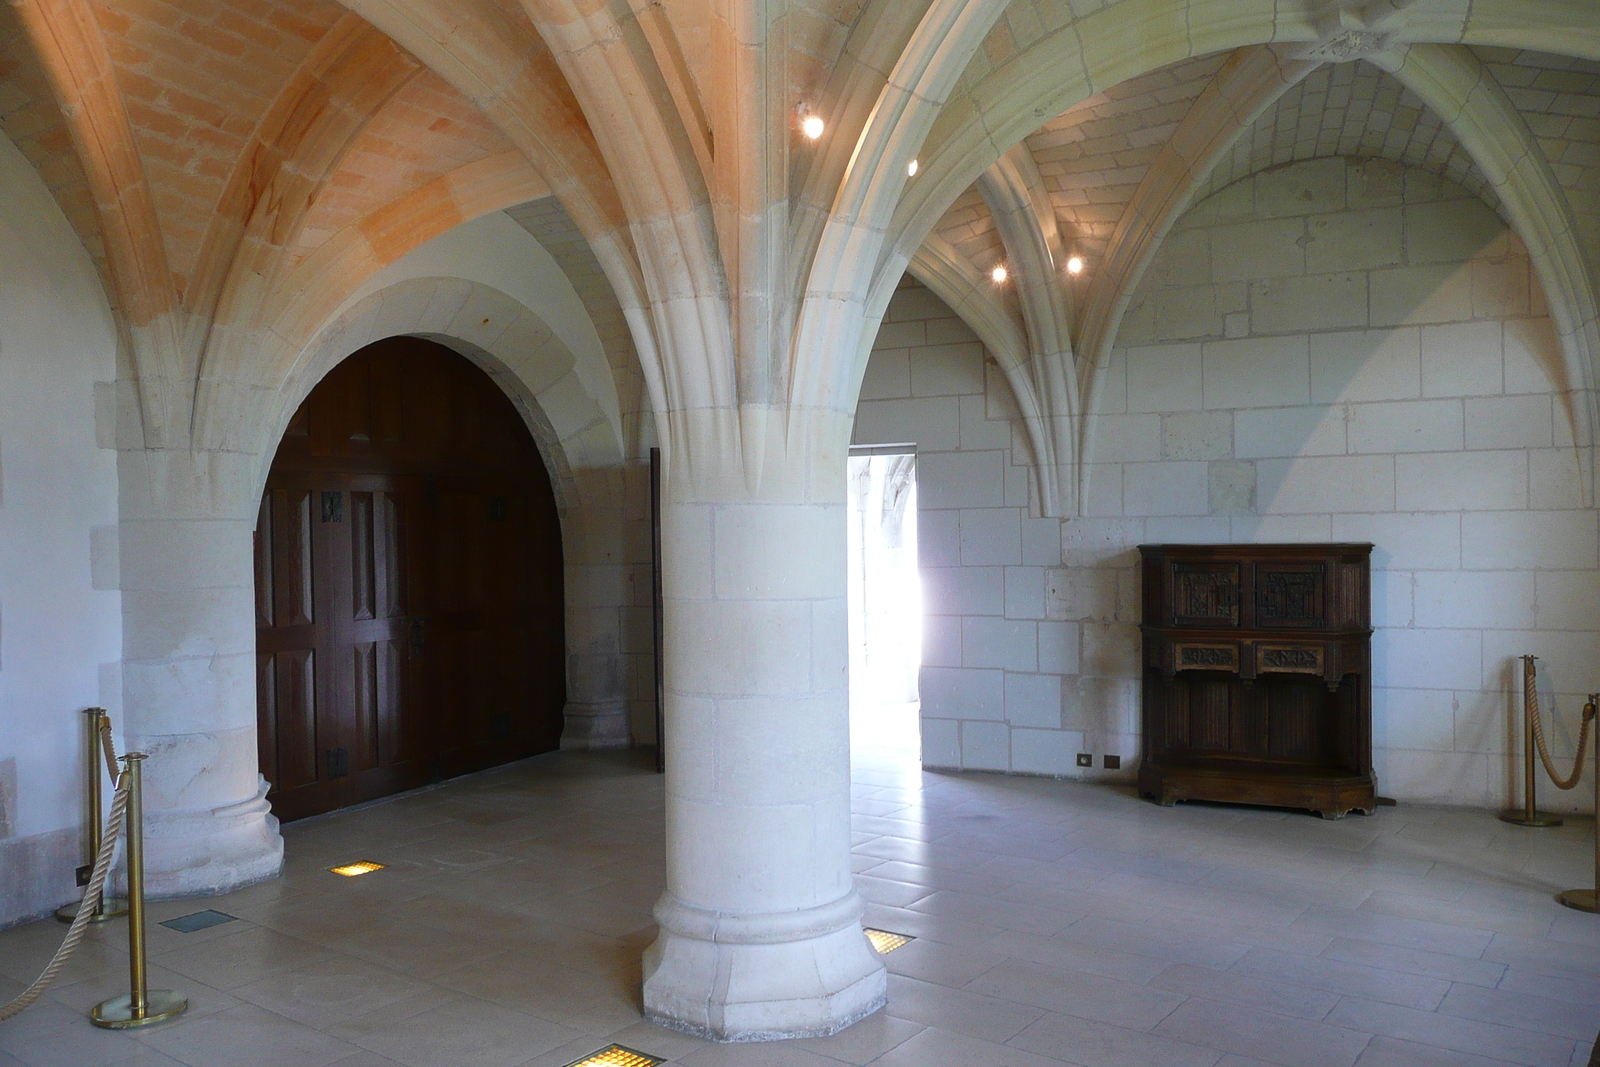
<box><xmin>1137</xmin><ymin>543</ymin><xmax>1376</xmax><ymax>818</ymax></box>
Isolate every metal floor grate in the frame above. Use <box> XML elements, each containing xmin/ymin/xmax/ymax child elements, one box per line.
<box><xmin>160</xmin><ymin>910</ymin><xmax>236</xmax><ymax>933</ymax></box>
<box><xmin>864</xmin><ymin>928</ymin><xmax>914</xmax><ymax>954</ymax></box>
<box><xmin>562</xmin><ymin>1044</ymin><xmax>665</xmax><ymax>1067</ymax></box>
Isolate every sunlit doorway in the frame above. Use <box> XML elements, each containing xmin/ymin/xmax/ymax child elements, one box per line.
<box><xmin>847</xmin><ymin>445</ymin><xmax>922</xmax><ymax>764</ymax></box>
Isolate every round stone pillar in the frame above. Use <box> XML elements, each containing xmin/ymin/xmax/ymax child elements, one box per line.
<box><xmin>118</xmin><ymin>448</ymin><xmax>283</xmax><ymax>897</ymax></box>
<box><xmin>641</xmin><ymin>409</ymin><xmax>885</xmax><ymax>1041</ymax></box>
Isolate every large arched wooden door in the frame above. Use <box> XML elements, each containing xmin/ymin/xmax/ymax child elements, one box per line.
<box><xmin>254</xmin><ymin>337</ymin><xmax>565</xmax><ymax>821</ymax></box>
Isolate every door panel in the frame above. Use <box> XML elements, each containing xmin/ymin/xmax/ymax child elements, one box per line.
<box><xmin>254</xmin><ymin>337</ymin><xmax>566</xmax><ymax>821</ymax></box>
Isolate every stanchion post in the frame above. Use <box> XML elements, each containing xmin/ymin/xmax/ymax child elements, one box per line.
<box><xmin>1558</xmin><ymin>695</ymin><xmax>1600</xmax><ymax>914</ymax></box>
<box><xmin>56</xmin><ymin>709</ymin><xmax>127</xmax><ymax>923</ymax></box>
<box><xmin>1500</xmin><ymin>655</ymin><xmax>1564</xmax><ymax>827</ymax></box>
<box><xmin>91</xmin><ymin>753</ymin><xmax>187</xmax><ymax>1028</ymax></box>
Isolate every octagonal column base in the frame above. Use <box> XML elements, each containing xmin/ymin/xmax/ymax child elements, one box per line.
<box><xmin>642</xmin><ymin>891</ymin><xmax>887</xmax><ymax>1041</ymax></box>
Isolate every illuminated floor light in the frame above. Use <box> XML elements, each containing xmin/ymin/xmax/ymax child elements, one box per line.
<box><xmin>562</xmin><ymin>1044</ymin><xmax>665</xmax><ymax>1067</ymax></box>
<box><xmin>864</xmin><ymin>928</ymin><xmax>914</xmax><ymax>954</ymax></box>
<box><xmin>327</xmin><ymin>861</ymin><xmax>386</xmax><ymax>877</ymax></box>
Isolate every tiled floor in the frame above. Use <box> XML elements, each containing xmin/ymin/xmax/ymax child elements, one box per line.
<box><xmin>2</xmin><ymin>748</ymin><xmax>1598</xmax><ymax>1067</ymax></box>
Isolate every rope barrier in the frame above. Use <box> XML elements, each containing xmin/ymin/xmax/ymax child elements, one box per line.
<box><xmin>1526</xmin><ymin>656</ymin><xmax>1596</xmax><ymax>791</ymax></box>
<box><xmin>0</xmin><ymin>769</ymin><xmax>130</xmax><ymax>1022</ymax></box>
<box><xmin>98</xmin><ymin>715</ymin><xmax>118</xmax><ymax>784</ymax></box>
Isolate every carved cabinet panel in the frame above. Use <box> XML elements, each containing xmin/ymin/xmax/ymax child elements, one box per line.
<box><xmin>1138</xmin><ymin>543</ymin><xmax>1375</xmax><ymax>818</ymax></box>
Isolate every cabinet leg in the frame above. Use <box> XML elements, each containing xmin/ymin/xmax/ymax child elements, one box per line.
<box><xmin>1317</xmin><ymin>809</ymin><xmax>1347</xmax><ymax>821</ymax></box>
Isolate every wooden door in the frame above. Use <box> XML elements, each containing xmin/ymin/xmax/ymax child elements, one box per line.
<box><xmin>255</xmin><ymin>337</ymin><xmax>565</xmax><ymax>821</ymax></box>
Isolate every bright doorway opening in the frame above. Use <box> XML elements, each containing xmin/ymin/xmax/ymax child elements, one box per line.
<box><xmin>847</xmin><ymin>445</ymin><xmax>922</xmax><ymax>763</ymax></box>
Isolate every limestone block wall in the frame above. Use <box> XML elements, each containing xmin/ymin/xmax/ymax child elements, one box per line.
<box><xmin>855</xmin><ymin>157</ymin><xmax>1599</xmax><ymax>813</ymax></box>
<box><xmin>0</xmin><ymin>131</ymin><xmax>123</xmax><ymax>926</ymax></box>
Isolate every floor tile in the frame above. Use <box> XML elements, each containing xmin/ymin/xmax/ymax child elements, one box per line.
<box><xmin>1153</xmin><ymin>998</ymin><xmax>1373</xmax><ymax>1067</ymax></box>
<box><xmin>348</xmin><ymin>994</ymin><xmax>579</xmax><ymax>1067</ymax></box>
<box><xmin>138</xmin><ymin>1003</ymin><xmax>361</xmax><ymax>1067</ymax></box>
<box><xmin>1008</xmin><ymin>1011</ymin><xmax>1222</xmax><ymax>1067</ymax></box>
<box><xmin>4</xmin><ymin>751</ymin><xmax>1594</xmax><ymax>1067</ymax></box>
<box><xmin>1324</xmin><ymin>996</ymin><xmax>1576</xmax><ymax>1067</ymax></box>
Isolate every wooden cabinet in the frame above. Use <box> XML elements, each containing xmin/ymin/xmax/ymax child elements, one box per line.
<box><xmin>1137</xmin><ymin>543</ymin><xmax>1375</xmax><ymax>818</ymax></box>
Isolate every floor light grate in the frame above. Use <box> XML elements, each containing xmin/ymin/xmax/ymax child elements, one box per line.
<box><xmin>864</xmin><ymin>928</ymin><xmax>914</xmax><ymax>954</ymax></box>
<box><xmin>327</xmin><ymin>861</ymin><xmax>386</xmax><ymax>877</ymax></box>
<box><xmin>160</xmin><ymin>910</ymin><xmax>236</xmax><ymax>933</ymax></box>
<box><xmin>562</xmin><ymin>1044</ymin><xmax>665</xmax><ymax>1067</ymax></box>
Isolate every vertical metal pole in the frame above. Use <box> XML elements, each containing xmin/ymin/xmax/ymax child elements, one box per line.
<box><xmin>87</xmin><ymin>710</ymin><xmax>103</xmax><ymax>907</ymax></box>
<box><xmin>1524</xmin><ymin>657</ymin><xmax>1537</xmax><ymax>819</ymax></box>
<box><xmin>1500</xmin><ymin>656</ymin><xmax>1561</xmax><ymax>827</ymax></box>
<box><xmin>92</xmin><ymin>752</ymin><xmax>186</xmax><ymax>1028</ymax></box>
<box><xmin>124</xmin><ymin>753</ymin><xmax>148</xmax><ymax>1019</ymax></box>
<box><xmin>651</xmin><ymin>446</ymin><xmax>664</xmax><ymax>775</ymax></box>
<box><xmin>57</xmin><ymin>708</ymin><xmax>124</xmax><ymax>923</ymax></box>
<box><xmin>1558</xmin><ymin>695</ymin><xmax>1600</xmax><ymax>913</ymax></box>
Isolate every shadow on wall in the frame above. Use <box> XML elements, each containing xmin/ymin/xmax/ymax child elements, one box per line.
<box><xmin>1107</xmin><ymin>154</ymin><xmax>1597</xmax><ymax>809</ymax></box>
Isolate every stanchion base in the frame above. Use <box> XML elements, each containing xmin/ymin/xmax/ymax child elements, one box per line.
<box><xmin>1498</xmin><ymin>810</ymin><xmax>1564</xmax><ymax>827</ymax></box>
<box><xmin>1557</xmin><ymin>889</ymin><xmax>1599</xmax><ymax>914</ymax></box>
<box><xmin>90</xmin><ymin>990</ymin><xmax>188</xmax><ymax>1029</ymax></box>
<box><xmin>55</xmin><ymin>897</ymin><xmax>128</xmax><ymax>924</ymax></box>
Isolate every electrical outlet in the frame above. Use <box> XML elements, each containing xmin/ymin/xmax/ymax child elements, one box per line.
<box><xmin>1075</xmin><ymin>752</ymin><xmax>1092</xmax><ymax>768</ymax></box>
<box><xmin>1103</xmin><ymin>754</ymin><xmax>1121</xmax><ymax>770</ymax></box>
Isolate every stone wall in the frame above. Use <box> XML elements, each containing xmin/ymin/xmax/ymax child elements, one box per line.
<box><xmin>854</xmin><ymin>157</ymin><xmax>1599</xmax><ymax>813</ymax></box>
<box><xmin>0</xmin><ymin>130</ymin><xmax>124</xmax><ymax>926</ymax></box>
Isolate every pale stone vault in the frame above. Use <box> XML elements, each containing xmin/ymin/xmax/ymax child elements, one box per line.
<box><xmin>0</xmin><ymin>0</ymin><xmax>1598</xmax><ymax>1044</ymax></box>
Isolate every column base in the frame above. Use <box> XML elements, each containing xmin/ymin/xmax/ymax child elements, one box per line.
<box><xmin>642</xmin><ymin>890</ymin><xmax>887</xmax><ymax>1042</ymax></box>
<box><xmin>561</xmin><ymin>700</ymin><xmax>632</xmax><ymax>750</ymax></box>
<box><xmin>134</xmin><ymin>776</ymin><xmax>284</xmax><ymax>899</ymax></box>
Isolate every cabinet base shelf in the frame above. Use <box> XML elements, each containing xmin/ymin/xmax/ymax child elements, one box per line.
<box><xmin>1138</xmin><ymin>759</ymin><xmax>1375</xmax><ymax>819</ymax></box>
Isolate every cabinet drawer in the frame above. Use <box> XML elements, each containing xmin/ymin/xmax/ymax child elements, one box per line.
<box><xmin>1173</xmin><ymin>642</ymin><xmax>1239</xmax><ymax>671</ymax></box>
<box><xmin>1255</xmin><ymin>643</ymin><xmax>1324</xmax><ymax>675</ymax></box>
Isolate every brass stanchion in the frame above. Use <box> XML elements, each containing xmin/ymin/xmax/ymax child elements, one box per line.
<box><xmin>91</xmin><ymin>753</ymin><xmax>187</xmax><ymax>1028</ymax></box>
<box><xmin>1500</xmin><ymin>656</ymin><xmax>1568</xmax><ymax>826</ymax></box>
<box><xmin>56</xmin><ymin>708</ymin><xmax>127</xmax><ymax>922</ymax></box>
<box><xmin>1558</xmin><ymin>694</ymin><xmax>1600</xmax><ymax>914</ymax></box>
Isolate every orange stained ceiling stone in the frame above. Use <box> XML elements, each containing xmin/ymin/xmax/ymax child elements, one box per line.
<box><xmin>292</xmin><ymin>68</ymin><xmax>515</xmax><ymax>264</ymax></box>
<box><xmin>90</xmin><ymin>0</ymin><xmax>346</xmax><ymax>295</ymax></box>
<box><xmin>0</xmin><ymin>6</ymin><xmax>109</xmax><ymax>294</ymax></box>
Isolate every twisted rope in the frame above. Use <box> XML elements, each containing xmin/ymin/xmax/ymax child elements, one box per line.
<box><xmin>98</xmin><ymin>714</ymin><xmax>118</xmax><ymax>782</ymax></box>
<box><xmin>1525</xmin><ymin>656</ymin><xmax>1596</xmax><ymax>791</ymax></box>
<box><xmin>0</xmin><ymin>769</ymin><xmax>130</xmax><ymax>1021</ymax></box>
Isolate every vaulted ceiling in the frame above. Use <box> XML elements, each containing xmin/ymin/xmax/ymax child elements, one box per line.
<box><xmin>0</xmin><ymin>0</ymin><xmax>1595</xmax><ymax>510</ymax></box>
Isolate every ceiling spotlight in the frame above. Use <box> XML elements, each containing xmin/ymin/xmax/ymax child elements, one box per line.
<box><xmin>991</xmin><ymin>264</ymin><xmax>1008</xmax><ymax>284</ymax></box>
<box><xmin>907</xmin><ymin>158</ymin><xmax>919</xmax><ymax>177</ymax></box>
<box><xmin>1066</xmin><ymin>255</ymin><xmax>1084</xmax><ymax>275</ymax></box>
<box><xmin>800</xmin><ymin>111</ymin><xmax>825</xmax><ymax>140</ymax></box>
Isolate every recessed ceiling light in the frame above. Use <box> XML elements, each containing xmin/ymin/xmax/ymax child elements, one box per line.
<box><xmin>907</xmin><ymin>158</ymin><xmax>919</xmax><ymax>177</ymax></box>
<box><xmin>562</xmin><ymin>1044</ymin><xmax>665</xmax><ymax>1067</ymax></box>
<box><xmin>1066</xmin><ymin>255</ymin><xmax>1085</xmax><ymax>275</ymax></box>
<box><xmin>991</xmin><ymin>264</ymin><xmax>1008</xmax><ymax>283</ymax></box>
<box><xmin>328</xmin><ymin>861</ymin><xmax>386</xmax><ymax>877</ymax></box>
<box><xmin>865</xmin><ymin>928</ymin><xmax>914</xmax><ymax>954</ymax></box>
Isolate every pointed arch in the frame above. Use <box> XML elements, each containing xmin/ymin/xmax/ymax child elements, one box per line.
<box><xmin>975</xmin><ymin>146</ymin><xmax>1078</xmax><ymax>516</ymax></box>
<box><xmin>1374</xmin><ymin>43</ymin><xmax>1599</xmax><ymax>479</ymax></box>
<box><xmin>906</xmin><ymin>232</ymin><xmax>1069</xmax><ymax>516</ymax></box>
<box><xmin>10</xmin><ymin>0</ymin><xmax>178</xmax><ymax>439</ymax></box>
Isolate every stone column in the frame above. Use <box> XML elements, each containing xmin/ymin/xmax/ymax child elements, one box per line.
<box><xmin>118</xmin><ymin>447</ymin><xmax>283</xmax><ymax>897</ymax></box>
<box><xmin>641</xmin><ymin>408</ymin><xmax>885</xmax><ymax>1041</ymax></box>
